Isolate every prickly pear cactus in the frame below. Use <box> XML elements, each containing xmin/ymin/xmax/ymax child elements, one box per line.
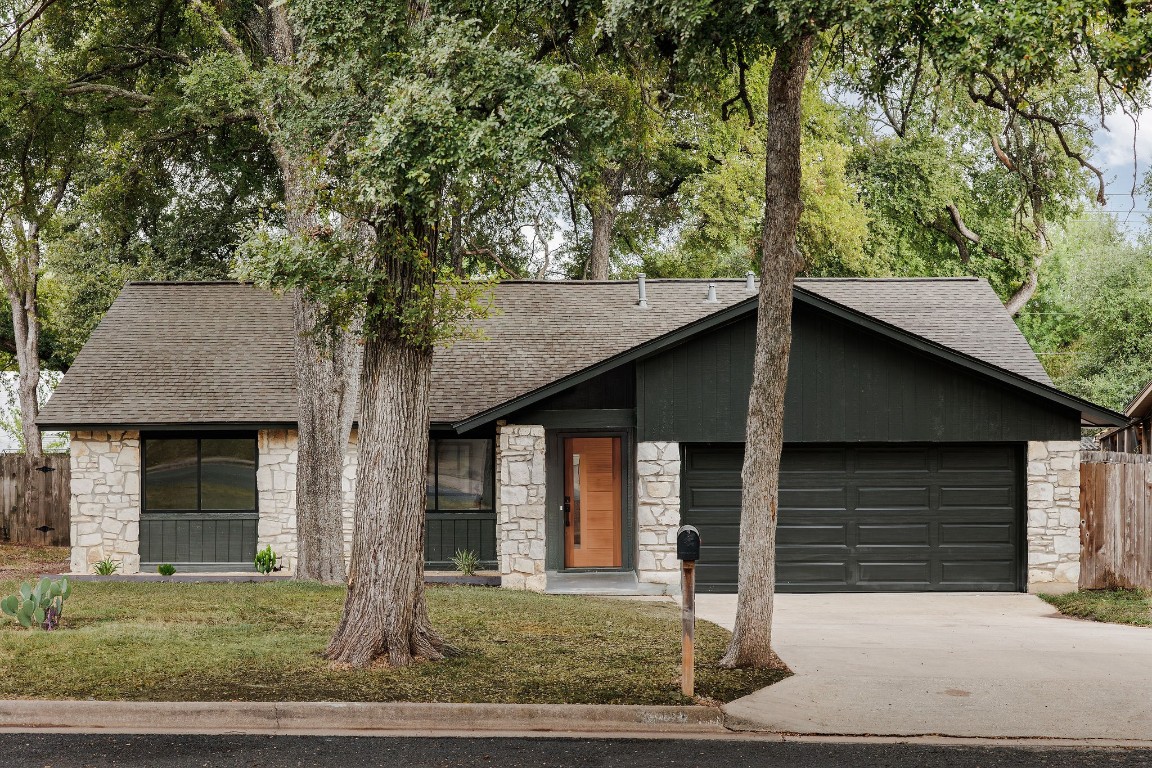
<box><xmin>1</xmin><ymin>577</ymin><xmax>70</xmax><ymax>630</ymax></box>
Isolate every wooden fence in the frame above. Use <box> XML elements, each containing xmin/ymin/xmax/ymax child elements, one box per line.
<box><xmin>1080</xmin><ymin>451</ymin><xmax>1152</xmax><ymax>590</ymax></box>
<box><xmin>0</xmin><ymin>453</ymin><xmax>70</xmax><ymax>547</ymax></box>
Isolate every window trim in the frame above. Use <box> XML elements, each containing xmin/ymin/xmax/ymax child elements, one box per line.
<box><xmin>141</xmin><ymin>431</ymin><xmax>259</xmax><ymax>515</ymax></box>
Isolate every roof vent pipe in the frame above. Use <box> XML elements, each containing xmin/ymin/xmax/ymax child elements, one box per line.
<box><xmin>705</xmin><ymin>283</ymin><xmax>718</xmax><ymax>303</ymax></box>
<box><xmin>745</xmin><ymin>271</ymin><xmax>756</xmax><ymax>292</ymax></box>
<box><xmin>637</xmin><ymin>273</ymin><xmax>648</xmax><ymax>308</ymax></box>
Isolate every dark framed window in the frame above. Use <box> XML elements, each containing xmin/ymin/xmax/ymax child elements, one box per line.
<box><xmin>143</xmin><ymin>433</ymin><xmax>258</xmax><ymax>513</ymax></box>
<box><xmin>426</xmin><ymin>439</ymin><xmax>493</xmax><ymax>512</ymax></box>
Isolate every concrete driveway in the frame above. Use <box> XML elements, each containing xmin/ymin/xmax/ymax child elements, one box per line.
<box><xmin>698</xmin><ymin>593</ymin><xmax>1152</xmax><ymax>739</ymax></box>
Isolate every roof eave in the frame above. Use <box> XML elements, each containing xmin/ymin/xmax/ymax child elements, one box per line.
<box><xmin>36</xmin><ymin>420</ymin><xmax>298</xmax><ymax>432</ymax></box>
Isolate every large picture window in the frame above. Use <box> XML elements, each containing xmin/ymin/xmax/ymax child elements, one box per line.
<box><xmin>426</xmin><ymin>439</ymin><xmax>493</xmax><ymax>512</ymax></box>
<box><xmin>143</xmin><ymin>434</ymin><xmax>257</xmax><ymax>513</ymax></box>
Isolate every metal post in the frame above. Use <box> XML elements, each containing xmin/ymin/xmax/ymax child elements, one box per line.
<box><xmin>681</xmin><ymin>560</ymin><xmax>695</xmax><ymax>698</ymax></box>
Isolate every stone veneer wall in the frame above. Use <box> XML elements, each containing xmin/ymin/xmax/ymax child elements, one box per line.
<box><xmin>1026</xmin><ymin>440</ymin><xmax>1081</xmax><ymax>592</ymax></box>
<box><xmin>636</xmin><ymin>441</ymin><xmax>681</xmax><ymax>590</ymax></box>
<box><xmin>257</xmin><ymin>430</ymin><xmax>299</xmax><ymax>573</ymax></box>
<box><xmin>257</xmin><ymin>428</ymin><xmax>359</xmax><ymax>575</ymax></box>
<box><xmin>69</xmin><ymin>430</ymin><xmax>141</xmax><ymax>575</ymax></box>
<box><xmin>496</xmin><ymin>424</ymin><xmax>547</xmax><ymax>591</ymax></box>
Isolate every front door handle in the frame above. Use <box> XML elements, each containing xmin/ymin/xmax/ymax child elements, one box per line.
<box><xmin>563</xmin><ymin>496</ymin><xmax>571</xmax><ymax>526</ymax></box>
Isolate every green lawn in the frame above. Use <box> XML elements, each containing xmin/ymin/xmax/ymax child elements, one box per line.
<box><xmin>1040</xmin><ymin>588</ymin><xmax>1152</xmax><ymax>627</ymax></box>
<box><xmin>0</xmin><ymin>578</ymin><xmax>789</xmax><ymax>704</ymax></box>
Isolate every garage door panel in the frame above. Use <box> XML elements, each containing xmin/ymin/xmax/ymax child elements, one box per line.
<box><xmin>781</xmin><ymin>449</ymin><xmax>848</xmax><ymax>472</ymax></box>
<box><xmin>777</xmin><ymin>523</ymin><xmax>848</xmax><ymax>546</ymax></box>
<box><xmin>779</xmin><ymin>487</ymin><xmax>848</xmax><ymax>509</ymax></box>
<box><xmin>856</xmin><ymin>523</ymin><xmax>931</xmax><ymax>546</ymax></box>
<box><xmin>776</xmin><ymin>561</ymin><xmax>849</xmax><ymax>584</ymax></box>
<box><xmin>854</xmin><ymin>449</ymin><xmax>930</xmax><ymax>473</ymax></box>
<box><xmin>857</xmin><ymin>560</ymin><xmax>932</xmax><ymax>583</ymax></box>
<box><xmin>687</xmin><ymin>447</ymin><xmax>743</xmax><ymax>471</ymax></box>
<box><xmin>856</xmin><ymin>486</ymin><xmax>930</xmax><ymax>509</ymax></box>
<box><xmin>682</xmin><ymin>444</ymin><xmax>1022</xmax><ymax>593</ymax></box>
<box><xmin>938</xmin><ymin>486</ymin><xmax>1014</xmax><ymax>508</ymax></box>
<box><xmin>940</xmin><ymin>522</ymin><xmax>1015</xmax><ymax>546</ymax></box>
<box><xmin>938</xmin><ymin>446</ymin><xmax>1015</xmax><ymax>471</ymax></box>
<box><xmin>940</xmin><ymin>559</ymin><xmax>1016</xmax><ymax>584</ymax></box>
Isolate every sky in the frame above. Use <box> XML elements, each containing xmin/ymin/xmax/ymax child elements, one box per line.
<box><xmin>1091</xmin><ymin>108</ymin><xmax>1151</xmax><ymax>238</ymax></box>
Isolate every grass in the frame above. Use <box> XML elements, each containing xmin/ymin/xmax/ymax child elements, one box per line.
<box><xmin>1040</xmin><ymin>588</ymin><xmax>1152</xmax><ymax>627</ymax></box>
<box><xmin>0</xmin><ymin>544</ymin><xmax>68</xmax><ymax>581</ymax></box>
<box><xmin>0</xmin><ymin>577</ymin><xmax>789</xmax><ymax>704</ymax></box>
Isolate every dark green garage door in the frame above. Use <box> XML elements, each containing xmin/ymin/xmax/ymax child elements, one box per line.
<box><xmin>681</xmin><ymin>444</ymin><xmax>1023</xmax><ymax>593</ymax></box>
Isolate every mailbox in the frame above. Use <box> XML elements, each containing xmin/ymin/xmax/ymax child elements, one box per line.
<box><xmin>676</xmin><ymin>525</ymin><xmax>701</xmax><ymax>561</ymax></box>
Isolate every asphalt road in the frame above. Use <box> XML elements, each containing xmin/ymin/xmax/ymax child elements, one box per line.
<box><xmin>7</xmin><ymin>735</ymin><xmax>1152</xmax><ymax>768</ymax></box>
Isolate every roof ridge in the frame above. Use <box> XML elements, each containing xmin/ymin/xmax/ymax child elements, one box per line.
<box><xmin>795</xmin><ymin>277</ymin><xmax>981</xmax><ymax>282</ymax></box>
<box><xmin>496</xmin><ymin>278</ymin><xmax>749</xmax><ymax>284</ymax></box>
<box><xmin>128</xmin><ymin>281</ymin><xmax>253</xmax><ymax>286</ymax></box>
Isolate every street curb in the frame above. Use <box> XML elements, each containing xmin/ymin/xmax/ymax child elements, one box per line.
<box><xmin>0</xmin><ymin>700</ymin><xmax>726</xmax><ymax>735</ymax></box>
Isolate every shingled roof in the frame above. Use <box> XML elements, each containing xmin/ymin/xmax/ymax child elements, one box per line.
<box><xmin>38</xmin><ymin>277</ymin><xmax>1076</xmax><ymax>430</ymax></box>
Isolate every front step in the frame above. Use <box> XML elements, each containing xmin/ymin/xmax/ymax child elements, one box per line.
<box><xmin>544</xmin><ymin>570</ymin><xmax>673</xmax><ymax>596</ymax></box>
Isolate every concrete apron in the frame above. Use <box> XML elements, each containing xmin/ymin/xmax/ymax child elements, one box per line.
<box><xmin>699</xmin><ymin>593</ymin><xmax>1152</xmax><ymax>740</ymax></box>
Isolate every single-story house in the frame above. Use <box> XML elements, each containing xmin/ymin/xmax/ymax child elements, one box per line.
<box><xmin>37</xmin><ymin>277</ymin><xmax>1124</xmax><ymax>594</ymax></box>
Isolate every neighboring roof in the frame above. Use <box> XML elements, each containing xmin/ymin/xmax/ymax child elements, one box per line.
<box><xmin>38</xmin><ymin>277</ymin><xmax>1114</xmax><ymax>431</ymax></box>
<box><xmin>1124</xmin><ymin>378</ymin><xmax>1152</xmax><ymax>420</ymax></box>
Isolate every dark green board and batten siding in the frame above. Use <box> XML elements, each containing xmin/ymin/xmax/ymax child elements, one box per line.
<box><xmin>682</xmin><ymin>443</ymin><xmax>1024</xmax><ymax>592</ymax></box>
<box><xmin>636</xmin><ymin>305</ymin><xmax>1081</xmax><ymax>444</ymax></box>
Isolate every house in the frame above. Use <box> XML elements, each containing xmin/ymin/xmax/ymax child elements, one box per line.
<box><xmin>1097</xmin><ymin>380</ymin><xmax>1152</xmax><ymax>453</ymax></box>
<box><xmin>37</xmin><ymin>277</ymin><xmax>1124</xmax><ymax>594</ymax></box>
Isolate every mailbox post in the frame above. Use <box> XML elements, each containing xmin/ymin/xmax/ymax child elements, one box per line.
<box><xmin>676</xmin><ymin>525</ymin><xmax>701</xmax><ymax>698</ymax></box>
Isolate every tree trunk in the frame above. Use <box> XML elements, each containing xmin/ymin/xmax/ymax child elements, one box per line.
<box><xmin>291</xmin><ymin>292</ymin><xmax>361</xmax><ymax>582</ymax></box>
<box><xmin>280</xmin><ymin>168</ymin><xmax>361</xmax><ymax>582</ymax></box>
<box><xmin>585</xmin><ymin>168</ymin><xmax>623</xmax><ymax>281</ymax></box>
<box><xmin>262</xmin><ymin>8</ymin><xmax>363</xmax><ymax>582</ymax></box>
<box><xmin>324</xmin><ymin>333</ymin><xmax>446</xmax><ymax>667</ymax></box>
<box><xmin>2</xmin><ymin>223</ymin><xmax>44</xmax><ymax>545</ymax></box>
<box><xmin>720</xmin><ymin>34</ymin><xmax>815</xmax><ymax>670</ymax></box>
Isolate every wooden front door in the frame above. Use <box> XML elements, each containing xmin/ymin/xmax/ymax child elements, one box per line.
<box><xmin>563</xmin><ymin>436</ymin><xmax>623</xmax><ymax>568</ymax></box>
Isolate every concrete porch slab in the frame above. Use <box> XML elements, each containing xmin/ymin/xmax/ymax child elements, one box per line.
<box><xmin>545</xmin><ymin>571</ymin><xmax>670</xmax><ymax>596</ymax></box>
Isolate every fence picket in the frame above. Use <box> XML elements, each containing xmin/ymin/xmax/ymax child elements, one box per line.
<box><xmin>1081</xmin><ymin>452</ymin><xmax>1152</xmax><ymax>590</ymax></box>
<box><xmin>0</xmin><ymin>454</ymin><xmax>70</xmax><ymax>547</ymax></box>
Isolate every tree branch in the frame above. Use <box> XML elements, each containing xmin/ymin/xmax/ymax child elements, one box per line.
<box><xmin>946</xmin><ymin>203</ymin><xmax>980</xmax><ymax>244</ymax></box>
<box><xmin>60</xmin><ymin>83</ymin><xmax>156</xmax><ymax>104</ymax></box>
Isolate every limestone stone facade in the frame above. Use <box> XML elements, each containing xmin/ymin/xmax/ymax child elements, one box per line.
<box><xmin>636</xmin><ymin>441</ymin><xmax>681</xmax><ymax>589</ymax></box>
<box><xmin>69</xmin><ymin>430</ymin><xmax>141</xmax><ymax>575</ymax></box>
<box><xmin>256</xmin><ymin>429</ymin><xmax>299</xmax><ymax>572</ymax></box>
<box><xmin>256</xmin><ymin>428</ymin><xmax>359</xmax><ymax>575</ymax></box>
<box><xmin>1026</xmin><ymin>440</ymin><xmax>1081</xmax><ymax>592</ymax></box>
<box><xmin>496</xmin><ymin>424</ymin><xmax>547</xmax><ymax>591</ymax></box>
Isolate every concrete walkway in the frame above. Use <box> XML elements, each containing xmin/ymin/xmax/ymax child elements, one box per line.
<box><xmin>698</xmin><ymin>593</ymin><xmax>1152</xmax><ymax>739</ymax></box>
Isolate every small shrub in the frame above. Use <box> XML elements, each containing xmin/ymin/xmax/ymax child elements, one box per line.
<box><xmin>0</xmin><ymin>577</ymin><xmax>71</xmax><ymax>630</ymax></box>
<box><xmin>254</xmin><ymin>545</ymin><xmax>277</xmax><ymax>575</ymax></box>
<box><xmin>93</xmin><ymin>558</ymin><xmax>119</xmax><ymax>576</ymax></box>
<box><xmin>157</xmin><ymin>564</ymin><xmax>177</xmax><ymax>576</ymax></box>
<box><xmin>450</xmin><ymin>549</ymin><xmax>481</xmax><ymax>576</ymax></box>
